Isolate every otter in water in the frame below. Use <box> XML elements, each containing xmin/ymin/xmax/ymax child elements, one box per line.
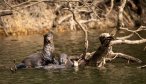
<box><xmin>11</xmin><ymin>32</ymin><xmax>56</xmax><ymax>71</ymax></box>
<box><xmin>43</xmin><ymin>53</ymin><xmax>74</xmax><ymax>70</ymax></box>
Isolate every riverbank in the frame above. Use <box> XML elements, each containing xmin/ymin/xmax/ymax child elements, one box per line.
<box><xmin>0</xmin><ymin>0</ymin><xmax>146</xmax><ymax>36</ymax></box>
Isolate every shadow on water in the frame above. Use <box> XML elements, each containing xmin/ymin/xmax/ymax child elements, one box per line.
<box><xmin>0</xmin><ymin>29</ymin><xmax>146</xmax><ymax>84</ymax></box>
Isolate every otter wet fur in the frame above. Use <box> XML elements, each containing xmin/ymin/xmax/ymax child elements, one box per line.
<box><xmin>43</xmin><ymin>53</ymin><xmax>74</xmax><ymax>70</ymax></box>
<box><xmin>11</xmin><ymin>32</ymin><xmax>55</xmax><ymax>72</ymax></box>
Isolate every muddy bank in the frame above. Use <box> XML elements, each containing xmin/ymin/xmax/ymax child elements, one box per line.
<box><xmin>0</xmin><ymin>0</ymin><xmax>146</xmax><ymax>36</ymax></box>
<box><xmin>0</xmin><ymin>1</ymin><xmax>55</xmax><ymax>36</ymax></box>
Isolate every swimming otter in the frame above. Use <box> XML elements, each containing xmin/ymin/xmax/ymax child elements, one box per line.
<box><xmin>59</xmin><ymin>53</ymin><xmax>73</xmax><ymax>67</ymax></box>
<box><xmin>11</xmin><ymin>32</ymin><xmax>56</xmax><ymax>71</ymax></box>
<box><xmin>43</xmin><ymin>53</ymin><xmax>74</xmax><ymax>70</ymax></box>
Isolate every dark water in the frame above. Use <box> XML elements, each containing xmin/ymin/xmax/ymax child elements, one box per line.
<box><xmin>0</xmin><ymin>29</ymin><xmax>146</xmax><ymax>84</ymax></box>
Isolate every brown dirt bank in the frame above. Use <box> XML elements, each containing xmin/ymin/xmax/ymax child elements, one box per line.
<box><xmin>0</xmin><ymin>0</ymin><xmax>146</xmax><ymax>36</ymax></box>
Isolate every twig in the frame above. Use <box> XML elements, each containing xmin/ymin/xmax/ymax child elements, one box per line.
<box><xmin>3</xmin><ymin>0</ymin><xmax>22</xmax><ymax>14</ymax></box>
<box><xmin>0</xmin><ymin>17</ymin><xmax>9</xmax><ymax>36</ymax></box>
<box><xmin>111</xmin><ymin>52</ymin><xmax>142</xmax><ymax>63</ymax></box>
<box><xmin>106</xmin><ymin>0</ymin><xmax>114</xmax><ymax>17</ymax></box>
<box><xmin>82</xmin><ymin>1</ymin><xmax>101</xmax><ymax>20</ymax></box>
<box><xmin>117</xmin><ymin>0</ymin><xmax>127</xmax><ymax>30</ymax></box>
<box><xmin>137</xmin><ymin>65</ymin><xmax>146</xmax><ymax>69</ymax></box>
<box><xmin>64</xmin><ymin>7</ymin><xmax>88</xmax><ymax>58</ymax></box>
<box><xmin>111</xmin><ymin>39</ymin><xmax>146</xmax><ymax>45</ymax></box>
<box><xmin>116</xmin><ymin>33</ymin><xmax>134</xmax><ymax>40</ymax></box>
<box><xmin>58</xmin><ymin>14</ymin><xmax>72</xmax><ymax>24</ymax></box>
<box><xmin>119</xmin><ymin>26</ymin><xmax>146</xmax><ymax>39</ymax></box>
<box><xmin>12</xmin><ymin>0</ymin><xmax>80</xmax><ymax>9</ymax></box>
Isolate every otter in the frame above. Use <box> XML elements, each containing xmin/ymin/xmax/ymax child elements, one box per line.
<box><xmin>43</xmin><ymin>53</ymin><xmax>74</xmax><ymax>70</ymax></box>
<box><xmin>59</xmin><ymin>53</ymin><xmax>73</xmax><ymax>67</ymax></box>
<box><xmin>11</xmin><ymin>32</ymin><xmax>77</xmax><ymax>72</ymax></box>
<box><xmin>11</xmin><ymin>32</ymin><xmax>56</xmax><ymax>71</ymax></box>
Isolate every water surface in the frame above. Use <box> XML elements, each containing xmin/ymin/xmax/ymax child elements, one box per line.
<box><xmin>0</xmin><ymin>29</ymin><xmax>146</xmax><ymax>84</ymax></box>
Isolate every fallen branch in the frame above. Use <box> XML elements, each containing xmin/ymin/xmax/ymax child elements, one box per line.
<box><xmin>111</xmin><ymin>52</ymin><xmax>142</xmax><ymax>63</ymax></box>
<box><xmin>65</xmin><ymin>8</ymin><xmax>89</xmax><ymax>58</ymax></box>
<box><xmin>77</xmin><ymin>33</ymin><xmax>145</xmax><ymax>68</ymax></box>
<box><xmin>116</xmin><ymin>33</ymin><xmax>134</xmax><ymax>40</ymax></box>
<box><xmin>3</xmin><ymin>0</ymin><xmax>23</xmax><ymax>14</ymax></box>
<box><xmin>137</xmin><ymin>65</ymin><xmax>146</xmax><ymax>69</ymax></box>
<box><xmin>111</xmin><ymin>39</ymin><xmax>146</xmax><ymax>45</ymax></box>
<box><xmin>12</xmin><ymin>0</ymin><xmax>80</xmax><ymax>9</ymax></box>
<box><xmin>119</xmin><ymin>26</ymin><xmax>146</xmax><ymax>39</ymax></box>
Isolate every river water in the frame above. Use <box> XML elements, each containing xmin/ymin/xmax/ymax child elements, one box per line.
<box><xmin>0</xmin><ymin>29</ymin><xmax>146</xmax><ymax>84</ymax></box>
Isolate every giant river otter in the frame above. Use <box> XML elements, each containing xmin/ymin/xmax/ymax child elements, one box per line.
<box><xmin>11</xmin><ymin>32</ymin><xmax>56</xmax><ymax>71</ymax></box>
<box><xmin>43</xmin><ymin>53</ymin><xmax>74</xmax><ymax>70</ymax></box>
<box><xmin>11</xmin><ymin>32</ymin><xmax>75</xmax><ymax>72</ymax></box>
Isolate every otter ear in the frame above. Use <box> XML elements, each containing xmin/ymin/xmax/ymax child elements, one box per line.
<box><xmin>43</xmin><ymin>33</ymin><xmax>47</xmax><ymax>37</ymax></box>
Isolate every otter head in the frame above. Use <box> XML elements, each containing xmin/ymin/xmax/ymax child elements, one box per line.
<box><xmin>44</xmin><ymin>32</ymin><xmax>54</xmax><ymax>45</ymax></box>
<box><xmin>99</xmin><ymin>33</ymin><xmax>114</xmax><ymax>46</ymax></box>
<box><xmin>59</xmin><ymin>53</ymin><xmax>68</xmax><ymax>64</ymax></box>
<box><xmin>59</xmin><ymin>53</ymin><xmax>74</xmax><ymax>67</ymax></box>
